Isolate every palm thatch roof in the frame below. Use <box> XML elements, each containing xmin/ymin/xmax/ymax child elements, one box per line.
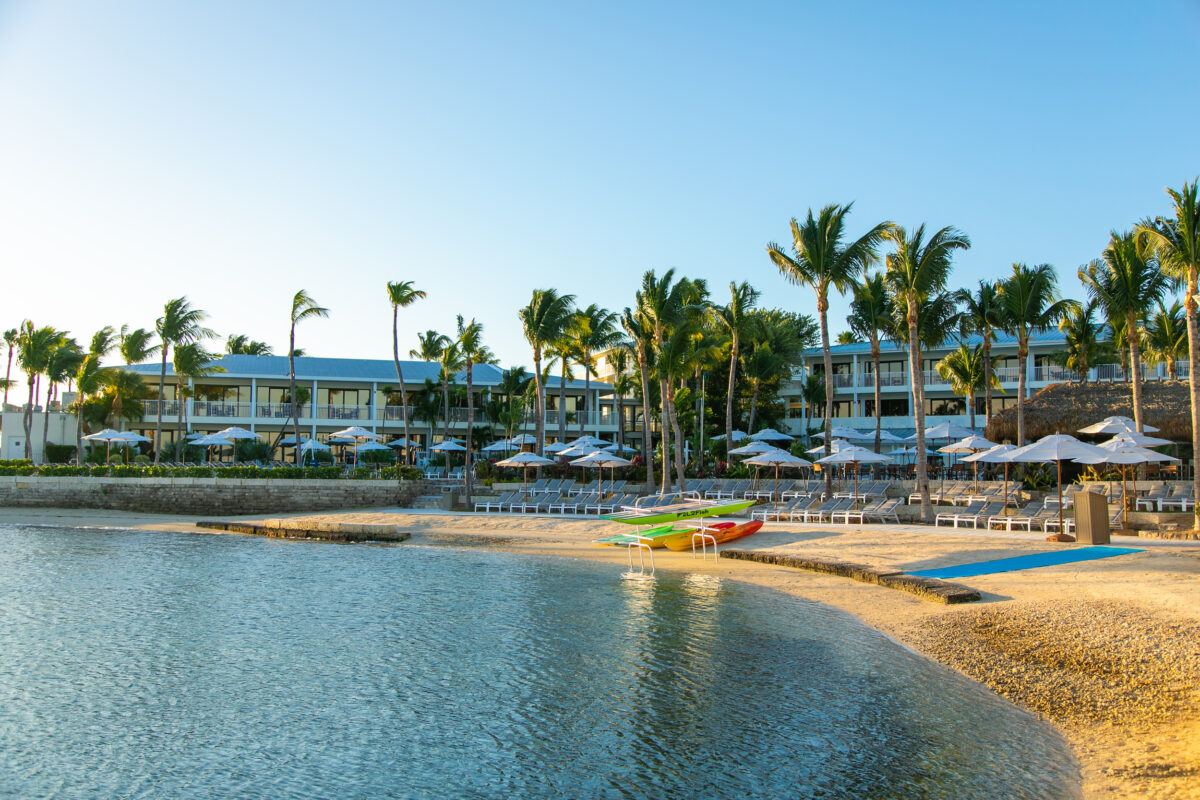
<box><xmin>985</xmin><ymin>380</ymin><xmax>1192</xmax><ymax>443</ymax></box>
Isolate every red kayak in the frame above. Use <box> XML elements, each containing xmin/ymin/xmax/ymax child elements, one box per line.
<box><xmin>711</xmin><ymin>520</ymin><xmax>764</xmax><ymax>545</ymax></box>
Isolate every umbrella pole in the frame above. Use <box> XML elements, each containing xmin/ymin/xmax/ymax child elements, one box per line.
<box><xmin>1057</xmin><ymin>459</ymin><xmax>1064</xmax><ymax>535</ymax></box>
<box><xmin>1122</xmin><ymin>465</ymin><xmax>1129</xmax><ymax>530</ymax></box>
<box><xmin>854</xmin><ymin>462</ymin><xmax>860</xmax><ymax>510</ymax></box>
<box><xmin>1004</xmin><ymin>463</ymin><xmax>1009</xmax><ymax>509</ymax></box>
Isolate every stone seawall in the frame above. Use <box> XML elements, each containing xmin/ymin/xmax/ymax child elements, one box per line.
<box><xmin>0</xmin><ymin>476</ymin><xmax>424</xmax><ymax>515</ymax></box>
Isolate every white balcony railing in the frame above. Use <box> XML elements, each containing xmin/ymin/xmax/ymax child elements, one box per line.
<box><xmin>191</xmin><ymin>401</ymin><xmax>252</xmax><ymax>418</ymax></box>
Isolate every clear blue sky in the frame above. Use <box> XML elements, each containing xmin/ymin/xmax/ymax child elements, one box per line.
<box><xmin>1</xmin><ymin>1</ymin><xmax>1197</xmax><ymax>386</ymax></box>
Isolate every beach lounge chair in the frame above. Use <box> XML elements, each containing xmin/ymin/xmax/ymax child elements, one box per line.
<box><xmin>474</xmin><ymin>491</ymin><xmax>517</xmax><ymax>513</ymax></box>
<box><xmin>1135</xmin><ymin>484</ymin><xmax>1168</xmax><ymax>511</ymax></box>
<box><xmin>863</xmin><ymin>498</ymin><xmax>903</xmax><ymax>524</ymax></box>
<box><xmin>1160</xmin><ymin>485</ymin><xmax>1195</xmax><ymax>511</ymax></box>
<box><xmin>935</xmin><ymin>501</ymin><xmax>983</xmax><ymax>527</ymax></box>
<box><xmin>956</xmin><ymin>501</ymin><xmax>1007</xmax><ymax>529</ymax></box>
<box><xmin>830</xmin><ymin>498</ymin><xmax>883</xmax><ymax>524</ymax></box>
<box><xmin>989</xmin><ymin>502</ymin><xmax>1041</xmax><ymax>531</ymax></box>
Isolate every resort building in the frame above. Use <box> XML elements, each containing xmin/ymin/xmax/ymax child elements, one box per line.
<box><xmin>778</xmin><ymin>329</ymin><xmax>1184</xmax><ymax>435</ymax></box>
<box><xmin>120</xmin><ymin>354</ymin><xmax>619</xmax><ymax>452</ymax></box>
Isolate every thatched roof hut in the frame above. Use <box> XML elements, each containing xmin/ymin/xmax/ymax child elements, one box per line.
<box><xmin>985</xmin><ymin>380</ymin><xmax>1193</xmax><ymax>443</ymax></box>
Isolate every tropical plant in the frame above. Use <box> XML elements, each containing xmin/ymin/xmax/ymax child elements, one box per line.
<box><xmin>935</xmin><ymin>344</ymin><xmax>999</xmax><ymax>431</ymax></box>
<box><xmin>94</xmin><ymin>369</ymin><xmax>151</xmax><ymax>430</ymax></box>
<box><xmin>848</xmin><ymin>271</ymin><xmax>894</xmax><ymax>451</ymax></box>
<box><xmin>1144</xmin><ymin>300</ymin><xmax>1187</xmax><ymax>380</ymax></box>
<box><xmin>1138</xmin><ymin>179</ymin><xmax>1200</xmax><ymax>527</ymax></box>
<box><xmin>386</xmin><ymin>280</ymin><xmax>427</xmax><ymax>464</ymax></box>
<box><xmin>455</xmin><ymin>315</ymin><xmax>496</xmax><ymax>507</ymax></box>
<box><xmin>834</xmin><ymin>331</ymin><xmax>859</xmax><ymax>345</ymax></box>
<box><xmin>1079</xmin><ymin>230</ymin><xmax>1169</xmax><ymax>431</ymax></box>
<box><xmin>72</xmin><ymin>327</ymin><xmax>116</xmax><ymax>464</ymax></box>
<box><xmin>884</xmin><ymin>223</ymin><xmax>971</xmax><ymax>523</ymax></box>
<box><xmin>118</xmin><ymin>325</ymin><xmax>158</xmax><ymax>365</ymax></box>
<box><xmin>1053</xmin><ymin>299</ymin><xmax>1113</xmax><ymax>382</ymax></box>
<box><xmin>153</xmin><ymin>297</ymin><xmax>213</xmax><ymax>463</ymax></box>
<box><xmin>436</xmin><ymin>341</ymin><xmax>464</xmax><ymax>440</ymax></box>
<box><xmin>519</xmin><ymin>289</ymin><xmax>576</xmax><ymax>455</ymax></box>
<box><xmin>768</xmin><ymin>203</ymin><xmax>891</xmax><ymax>494</ymax></box>
<box><xmin>996</xmin><ymin>263</ymin><xmax>1074</xmax><ymax>447</ymax></box>
<box><xmin>607</xmin><ymin>347</ymin><xmax>635</xmax><ymax>447</ymax></box>
<box><xmin>620</xmin><ymin>308</ymin><xmax>656</xmax><ymax>490</ymax></box>
<box><xmin>16</xmin><ymin>323</ymin><xmax>59</xmax><ymax>461</ymax></box>
<box><xmin>412</xmin><ymin>378</ymin><xmax>443</xmax><ymax>447</ymax></box>
<box><xmin>711</xmin><ymin>281</ymin><xmax>760</xmax><ymax>462</ymax></box>
<box><xmin>740</xmin><ymin>310</ymin><xmax>815</xmax><ymax>433</ymax></box>
<box><xmin>494</xmin><ymin>366</ymin><xmax>532</xmax><ymax>441</ymax></box>
<box><xmin>285</xmin><ymin>291</ymin><xmax>329</xmax><ymax>462</ymax></box>
<box><xmin>172</xmin><ymin>342</ymin><xmax>224</xmax><ymax>448</ymax></box>
<box><xmin>3</xmin><ymin>328</ymin><xmax>17</xmax><ymax>406</ymax></box>
<box><xmin>225</xmin><ymin>334</ymin><xmax>273</xmax><ymax>355</ymax></box>
<box><xmin>569</xmin><ymin>303</ymin><xmax>621</xmax><ymax>436</ymax></box>
<box><xmin>40</xmin><ymin>335</ymin><xmax>83</xmax><ymax>463</ymax></box>
<box><xmin>546</xmin><ymin>334</ymin><xmax>577</xmax><ymax>441</ymax></box>
<box><xmin>956</xmin><ymin>280</ymin><xmax>1003</xmax><ymax>421</ymax></box>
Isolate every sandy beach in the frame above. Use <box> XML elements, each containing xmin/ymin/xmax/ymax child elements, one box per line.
<box><xmin>4</xmin><ymin>506</ymin><xmax>1198</xmax><ymax>799</ymax></box>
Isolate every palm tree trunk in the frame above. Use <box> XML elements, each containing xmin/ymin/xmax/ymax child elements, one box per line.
<box><xmin>748</xmin><ymin>384</ymin><xmax>759</xmax><ymax>432</ymax></box>
<box><xmin>533</xmin><ymin>349</ymin><xmax>545</xmax><ymax>454</ymax></box>
<box><xmin>558</xmin><ymin>361</ymin><xmax>567</xmax><ymax>440</ymax></box>
<box><xmin>441</xmin><ymin>380</ymin><xmax>451</xmax><ymax>442</ymax></box>
<box><xmin>1185</xmin><ymin>269</ymin><xmax>1200</xmax><ymax>530</ymax></box>
<box><xmin>818</xmin><ymin>288</ymin><xmax>834</xmax><ymax>498</ymax></box>
<box><xmin>75</xmin><ymin>396</ymin><xmax>84</xmax><ymax>466</ymax></box>
<box><xmin>982</xmin><ymin>333</ymin><xmax>992</xmax><ymax>424</ymax></box>
<box><xmin>41</xmin><ymin>380</ymin><xmax>53</xmax><ymax>461</ymax></box>
<box><xmin>4</xmin><ymin>347</ymin><xmax>13</xmax><ymax>405</ymax></box>
<box><xmin>1128</xmin><ymin>311</ymin><xmax>1144</xmax><ymax>432</ymax></box>
<box><xmin>667</xmin><ymin>382</ymin><xmax>686</xmax><ymax>492</ymax></box>
<box><xmin>725</xmin><ymin>336</ymin><xmax>738</xmax><ymax>462</ymax></box>
<box><xmin>23</xmin><ymin>376</ymin><xmax>35</xmax><ymax>461</ymax></box>
<box><xmin>967</xmin><ymin>391</ymin><xmax>976</xmax><ymax>431</ymax></box>
<box><xmin>907</xmin><ymin>300</ymin><xmax>932</xmax><ymax>523</ymax></box>
<box><xmin>392</xmin><ymin>308</ymin><xmax>412</xmax><ymax>465</ymax></box>
<box><xmin>696</xmin><ymin>369</ymin><xmax>705</xmax><ymax>474</ymax></box>
<box><xmin>289</xmin><ymin>325</ymin><xmax>301</xmax><ymax>464</ymax></box>
<box><xmin>871</xmin><ymin>336</ymin><xmax>882</xmax><ymax>453</ymax></box>
<box><xmin>582</xmin><ymin>367</ymin><xmax>590</xmax><ymax>436</ymax></box>
<box><xmin>1016</xmin><ymin>337</ymin><xmax>1028</xmax><ymax>446</ymax></box>
<box><xmin>153</xmin><ymin>347</ymin><xmax>168</xmax><ymax>464</ymax></box>
<box><xmin>659</xmin><ymin>378</ymin><xmax>671</xmax><ymax>493</ymax></box>
<box><xmin>464</xmin><ymin>362</ymin><xmax>474</xmax><ymax>507</ymax></box>
<box><xmin>175</xmin><ymin>375</ymin><xmax>186</xmax><ymax>457</ymax></box>
<box><xmin>636</xmin><ymin>349</ymin><xmax>653</xmax><ymax>491</ymax></box>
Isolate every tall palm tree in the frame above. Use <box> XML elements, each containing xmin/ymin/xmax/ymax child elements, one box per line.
<box><xmin>173</xmin><ymin>342</ymin><xmax>224</xmax><ymax>450</ymax></box>
<box><xmin>436</xmin><ymin>341</ymin><xmax>464</xmax><ymax>441</ymax></box>
<box><xmin>996</xmin><ymin>263</ymin><xmax>1074</xmax><ymax>446</ymax></box>
<box><xmin>1138</xmin><ymin>179</ymin><xmax>1200</xmax><ymax>527</ymax></box>
<box><xmin>3</xmin><ymin>328</ymin><xmax>17</xmax><ymax>406</ymax></box>
<box><xmin>570</xmin><ymin>303</ymin><xmax>622</xmax><ymax>436</ymax></box>
<box><xmin>1079</xmin><ymin>231</ymin><xmax>1169</xmax><ymax>431</ymax></box>
<box><xmin>119</xmin><ymin>325</ymin><xmax>159</xmax><ymax>366</ymax></box>
<box><xmin>884</xmin><ymin>224</ymin><xmax>971</xmax><ymax>523</ymax></box>
<box><xmin>956</xmin><ymin>280</ymin><xmax>1003</xmax><ymax>422</ymax></box>
<box><xmin>1054</xmin><ymin>299</ymin><xmax>1112</xmax><ymax>383</ymax></box>
<box><xmin>16</xmin><ymin>323</ymin><xmax>59</xmax><ymax>462</ymax></box>
<box><xmin>413</xmin><ymin>378</ymin><xmax>442</xmax><ymax>449</ymax></box>
<box><xmin>607</xmin><ymin>346</ymin><xmax>634</xmax><ymax>447</ymax></box>
<box><xmin>455</xmin><ymin>316</ymin><xmax>496</xmax><ymax>507</ymax></box>
<box><xmin>711</xmin><ymin>281</ymin><xmax>760</xmax><ymax>461</ymax></box>
<box><xmin>621</xmin><ymin>308</ymin><xmax>656</xmax><ymax>490</ymax></box>
<box><xmin>519</xmin><ymin>289</ymin><xmax>576</xmax><ymax>454</ymax></box>
<box><xmin>547</xmin><ymin>335</ymin><xmax>577</xmax><ymax>441</ymax></box>
<box><xmin>153</xmin><ymin>297</ymin><xmax>213</xmax><ymax>464</ymax></box>
<box><xmin>98</xmin><ymin>369</ymin><xmax>151</xmax><ymax>431</ymax></box>
<box><xmin>285</xmin><ymin>291</ymin><xmax>329</xmax><ymax>462</ymax></box>
<box><xmin>410</xmin><ymin>329</ymin><xmax>451</xmax><ymax>362</ymax></box>
<box><xmin>768</xmin><ymin>204</ymin><xmax>891</xmax><ymax>493</ymax></box>
<box><xmin>43</xmin><ymin>336</ymin><xmax>83</xmax><ymax>460</ymax></box>
<box><xmin>225</xmin><ymin>334</ymin><xmax>273</xmax><ymax>355</ymax></box>
<box><xmin>72</xmin><ymin>327</ymin><xmax>115</xmax><ymax>464</ymax></box>
<box><xmin>1144</xmin><ymin>300</ymin><xmax>1187</xmax><ymax>380</ymax></box>
<box><xmin>385</xmin><ymin>281</ymin><xmax>427</xmax><ymax>464</ymax></box>
<box><xmin>935</xmin><ymin>344</ymin><xmax>998</xmax><ymax>431</ymax></box>
<box><xmin>848</xmin><ymin>272</ymin><xmax>893</xmax><ymax>452</ymax></box>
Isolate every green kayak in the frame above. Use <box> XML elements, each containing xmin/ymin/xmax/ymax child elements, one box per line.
<box><xmin>593</xmin><ymin>523</ymin><xmax>676</xmax><ymax>545</ymax></box>
<box><xmin>601</xmin><ymin>498</ymin><xmax>756</xmax><ymax>526</ymax></box>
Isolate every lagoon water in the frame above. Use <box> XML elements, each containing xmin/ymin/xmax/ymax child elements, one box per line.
<box><xmin>0</xmin><ymin>526</ymin><xmax>1078</xmax><ymax>799</ymax></box>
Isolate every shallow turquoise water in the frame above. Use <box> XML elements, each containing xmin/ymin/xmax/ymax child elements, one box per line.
<box><xmin>0</xmin><ymin>526</ymin><xmax>1078</xmax><ymax>798</ymax></box>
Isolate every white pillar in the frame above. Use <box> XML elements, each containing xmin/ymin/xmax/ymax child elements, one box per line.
<box><xmin>249</xmin><ymin>378</ymin><xmax>257</xmax><ymax>432</ymax></box>
<box><xmin>310</xmin><ymin>380</ymin><xmax>318</xmax><ymax>440</ymax></box>
<box><xmin>369</xmin><ymin>381</ymin><xmax>377</xmax><ymax>433</ymax></box>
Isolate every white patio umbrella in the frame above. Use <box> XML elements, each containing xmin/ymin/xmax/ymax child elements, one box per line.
<box><xmin>355</xmin><ymin>441</ymin><xmax>392</xmax><ymax>453</ymax></box>
<box><xmin>806</xmin><ymin>438</ymin><xmax>851</xmax><ymax>455</ymax></box>
<box><xmin>508</xmin><ymin>433</ymin><xmax>539</xmax><ymax>447</ymax></box>
<box><xmin>386</xmin><ymin>437</ymin><xmax>419</xmax><ymax>449</ymax></box>
<box><xmin>495</xmin><ymin>451</ymin><xmax>555</xmax><ymax>489</ymax></box>
<box><xmin>938</xmin><ymin>435</ymin><xmax>997</xmax><ymax>492</ymax></box>
<box><xmin>568</xmin><ymin>450</ymin><xmax>632</xmax><ymax>496</ymax></box>
<box><xmin>431</xmin><ymin>439</ymin><xmax>468</xmax><ymax>471</ymax></box>
<box><xmin>743</xmin><ymin>450</ymin><xmax>813</xmax><ymax>500</ymax></box>
<box><xmin>815</xmin><ymin>446</ymin><xmax>891</xmax><ymax>509</ymax></box>
<box><xmin>215</xmin><ymin>426</ymin><xmax>258</xmax><ymax>462</ymax></box>
<box><xmin>1077</xmin><ymin>415</ymin><xmax>1160</xmax><ymax>435</ymax></box>
<box><xmin>813</xmin><ymin>426</ymin><xmax>870</xmax><ymax>441</ymax></box>
<box><xmin>556</xmin><ymin>444</ymin><xmax>596</xmax><ymax>458</ymax></box>
<box><xmin>602</xmin><ymin>442</ymin><xmax>638</xmax><ymax>454</ymax></box>
<box><xmin>481</xmin><ymin>439</ymin><xmax>517</xmax><ymax>453</ymax></box>
<box><xmin>1099</xmin><ymin>431</ymin><xmax>1172</xmax><ymax>448</ymax></box>
<box><xmin>712</xmin><ymin>430</ymin><xmax>749</xmax><ymax>442</ymax></box>
<box><xmin>298</xmin><ymin>438</ymin><xmax>330</xmax><ymax>465</ymax></box>
<box><xmin>750</xmin><ymin>427</ymin><xmax>795</xmax><ymax>443</ymax></box>
<box><xmin>330</xmin><ymin>426</ymin><xmax>383</xmax><ymax>466</ymax></box>
<box><xmin>728</xmin><ymin>440</ymin><xmax>782</xmax><ymax>456</ymax></box>
<box><xmin>543</xmin><ymin>441</ymin><xmax>572</xmax><ymax>454</ymax></box>
<box><xmin>1095</xmin><ymin>443</ymin><xmax>1180</xmax><ymax>529</ymax></box>
<box><xmin>1006</xmin><ymin>434</ymin><xmax>1111</xmax><ymax>534</ymax></box>
<box><xmin>962</xmin><ymin>443</ymin><xmax>1019</xmax><ymax>507</ymax></box>
<box><xmin>82</xmin><ymin>428</ymin><xmax>127</xmax><ymax>464</ymax></box>
<box><xmin>190</xmin><ymin>433</ymin><xmax>236</xmax><ymax>463</ymax></box>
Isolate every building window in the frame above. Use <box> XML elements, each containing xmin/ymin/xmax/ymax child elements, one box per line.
<box><xmin>829</xmin><ymin>400</ymin><xmax>854</xmax><ymax>418</ymax></box>
<box><xmin>978</xmin><ymin>396</ymin><xmax>1017</xmax><ymax>414</ymax></box>
<box><xmin>926</xmin><ymin>397</ymin><xmax>965</xmax><ymax>416</ymax></box>
<box><xmin>862</xmin><ymin>398</ymin><xmax>909</xmax><ymax>417</ymax></box>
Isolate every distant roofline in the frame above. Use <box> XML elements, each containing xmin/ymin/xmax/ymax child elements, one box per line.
<box><xmin>805</xmin><ymin>328</ymin><xmax>1099</xmax><ymax>358</ymax></box>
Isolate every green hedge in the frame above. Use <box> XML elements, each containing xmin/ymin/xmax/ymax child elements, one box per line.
<box><xmin>0</xmin><ymin>464</ymin><xmax>422</xmax><ymax>480</ymax></box>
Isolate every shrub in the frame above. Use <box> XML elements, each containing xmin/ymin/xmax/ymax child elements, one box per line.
<box><xmin>44</xmin><ymin>443</ymin><xmax>77</xmax><ymax>464</ymax></box>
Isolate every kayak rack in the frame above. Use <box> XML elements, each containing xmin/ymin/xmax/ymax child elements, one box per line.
<box><xmin>691</xmin><ymin>531</ymin><xmax>718</xmax><ymax>559</ymax></box>
<box><xmin>625</xmin><ymin>536</ymin><xmax>655</xmax><ymax>577</ymax></box>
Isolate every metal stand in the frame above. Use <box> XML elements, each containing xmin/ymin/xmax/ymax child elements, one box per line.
<box><xmin>624</xmin><ymin>538</ymin><xmax>655</xmax><ymax>578</ymax></box>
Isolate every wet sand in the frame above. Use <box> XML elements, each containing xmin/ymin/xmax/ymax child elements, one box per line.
<box><xmin>5</xmin><ymin>506</ymin><xmax>1199</xmax><ymax>799</ymax></box>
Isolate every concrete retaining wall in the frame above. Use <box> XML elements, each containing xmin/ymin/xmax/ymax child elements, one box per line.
<box><xmin>0</xmin><ymin>476</ymin><xmax>424</xmax><ymax>515</ymax></box>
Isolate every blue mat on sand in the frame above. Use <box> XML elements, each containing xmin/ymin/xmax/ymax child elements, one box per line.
<box><xmin>909</xmin><ymin>546</ymin><xmax>1144</xmax><ymax>580</ymax></box>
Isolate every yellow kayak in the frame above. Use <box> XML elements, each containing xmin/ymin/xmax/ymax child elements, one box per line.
<box><xmin>661</xmin><ymin>522</ymin><xmax>736</xmax><ymax>551</ymax></box>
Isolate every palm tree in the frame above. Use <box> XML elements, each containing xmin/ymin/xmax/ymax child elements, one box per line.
<box><xmin>413</xmin><ymin>378</ymin><xmax>442</xmax><ymax>449</ymax></box>
<box><xmin>1144</xmin><ymin>300</ymin><xmax>1187</xmax><ymax>380</ymax></box>
<box><xmin>711</xmin><ymin>281</ymin><xmax>760</xmax><ymax>461</ymax></box>
<box><xmin>16</xmin><ymin>323</ymin><xmax>59</xmax><ymax>462</ymax></box>
<box><xmin>284</xmin><ymin>291</ymin><xmax>329</xmax><ymax>462</ymax></box>
<box><xmin>72</xmin><ymin>327</ymin><xmax>115</xmax><ymax>464</ymax></box>
<box><xmin>455</xmin><ymin>316</ymin><xmax>496</xmax><ymax>507</ymax></box>
<box><xmin>570</xmin><ymin>304</ymin><xmax>621</xmax><ymax>436</ymax></box>
<box><xmin>884</xmin><ymin>224</ymin><xmax>971</xmax><ymax>523</ymax></box>
<box><xmin>1138</xmin><ymin>179</ymin><xmax>1200</xmax><ymax>527</ymax></box>
<box><xmin>956</xmin><ymin>280</ymin><xmax>1003</xmax><ymax>422</ymax></box>
<box><xmin>848</xmin><ymin>272</ymin><xmax>893</xmax><ymax>452</ymax></box>
<box><xmin>1054</xmin><ymin>299</ymin><xmax>1112</xmax><ymax>383</ymax></box>
<box><xmin>436</xmin><ymin>341</ymin><xmax>463</xmax><ymax>441</ymax></box>
<box><xmin>43</xmin><ymin>336</ymin><xmax>83</xmax><ymax>460</ymax></box>
<box><xmin>621</xmin><ymin>308</ymin><xmax>656</xmax><ymax>490</ymax></box>
<box><xmin>410</xmin><ymin>330</ymin><xmax>451</xmax><ymax>362</ymax></box>
<box><xmin>173</xmin><ymin>342</ymin><xmax>224</xmax><ymax>451</ymax></box>
<box><xmin>225</xmin><ymin>334</ymin><xmax>273</xmax><ymax>355</ymax></box>
<box><xmin>607</xmin><ymin>346</ymin><xmax>634</xmax><ymax>447</ymax></box>
<box><xmin>93</xmin><ymin>369</ymin><xmax>152</xmax><ymax>433</ymax></box>
<box><xmin>385</xmin><ymin>281</ymin><xmax>427</xmax><ymax>464</ymax></box>
<box><xmin>495</xmin><ymin>366</ymin><xmax>532</xmax><ymax>441</ymax></box>
<box><xmin>153</xmin><ymin>297</ymin><xmax>213</xmax><ymax>464</ymax></box>
<box><xmin>547</xmin><ymin>335</ymin><xmax>576</xmax><ymax>441</ymax></box>
<box><xmin>3</xmin><ymin>328</ymin><xmax>17</xmax><ymax>406</ymax></box>
<box><xmin>118</xmin><ymin>325</ymin><xmax>158</xmax><ymax>366</ymax></box>
<box><xmin>519</xmin><ymin>289</ymin><xmax>576</xmax><ymax>454</ymax></box>
<box><xmin>768</xmin><ymin>204</ymin><xmax>891</xmax><ymax>494</ymax></box>
<box><xmin>935</xmin><ymin>344</ymin><xmax>998</xmax><ymax>431</ymax></box>
<box><xmin>1079</xmin><ymin>231</ymin><xmax>1169</xmax><ymax>431</ymax></box>
<box><xmin>996</xmin><ymin>263</ymin><xmax>1074</xmax><ymax>446</ymax></box>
